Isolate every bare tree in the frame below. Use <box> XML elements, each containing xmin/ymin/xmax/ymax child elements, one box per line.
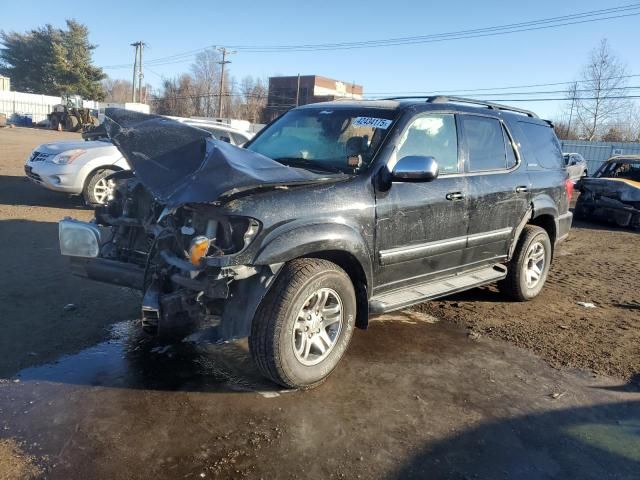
<box><xmin>191</xmin><ymin>48</ymin><xmax>222</xmax><ymax>117</ymax></box>
<box><xmin>553</xmin><ymin>119</ymin><xmax>579</xmax><ymax>140</ymax></box>
<box><xmin>574</xmin><ymin>39</ymin><xmax>629</xmax><ymax>141</ymax></box>
<box><xmin>608</xmin><ymin>102</ymin><xmax>640</xmax><ymax>142</ymax></box>
<box><xmin>102</xmin><ymin>77</ymin><xmax>132</xmax><ymax>103</ymax></box>
<box><xmin>102</xmin><ymin>77</ymin><xmax>154</xmax><ymax>104</ymax></box>
<box><xmin>238</xmin><ymin>76</ymin><xmax>268</xmax><ymax>123</ymax></box>
<box><xmin>154</xmin><ymin>74</ymin><xmax>196</xmax><ymax>117</ymax></box>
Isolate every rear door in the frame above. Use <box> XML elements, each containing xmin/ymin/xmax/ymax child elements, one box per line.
<box><xmin>460</xmin><ymin>114</ymin><xmax>531</xmax><ymax>265</ymax></box>
<box><xmin>374</xmin><ymin>113</ymin><xmax>469</xmax><ymax>293</ymax></box>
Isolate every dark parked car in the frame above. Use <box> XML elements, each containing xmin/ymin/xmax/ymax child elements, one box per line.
<box><xmin>59</xmin><ymin>98</ymin><xmax>573</xmax><ymax>388</ymax></box>
<box><xmin>575</xmin><ymin>155</ymin><xmax>640</xmax><ymax>228</ymax></box>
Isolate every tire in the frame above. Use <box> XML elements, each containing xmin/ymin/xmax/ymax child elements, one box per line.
<box><xmin>84</xmin><ymin>169</ymin><xmax>116</xmax><ymax>206</ymax></box>
<box><xmin>249</xmin><ymin>258</ymin><xmax>357</xmax><ymax>389</ymax></box>
<box><xmin>499</xmin><ymin>225</ymin><xmax>552</xmax><ymax>301</ymax></box>
<box><xmin>64</xmin><ymin>115</ymin><xmax>79</xmax><ymax>131</ymax></box>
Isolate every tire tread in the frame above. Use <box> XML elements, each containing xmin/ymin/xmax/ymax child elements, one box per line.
<box><xmin>500</xmin><ymin>225</ymin><xmax>549</xmax><ymax>302</ymax></box>
<box><xmin>249</xmin><ymin>258</ymin><xmax>348</xmax><ymax>389</ymax></box>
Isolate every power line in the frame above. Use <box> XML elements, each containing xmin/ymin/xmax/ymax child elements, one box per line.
<box><xmin>363</xmin><ymin>84</ymin><xmax>640</xmax><ymax>99</ymax></box>
<box><xmin>361</xmin><ymin>74</ymin><xmax>640</xmax><ymax>96</ymax></box>
<box><xmin>101</xmin><ymin>3</ymin><xmax>640</xmax><ymax>68</ymax></box>
<box><xmin>467</xmin><ymin>95</ymin><xmax>640</xmax><ymax>102</ymax></box>
<box><xmin>225</xmin><ymin>5</ymin><xmax>640</xmax><ymax>52</ymax></box>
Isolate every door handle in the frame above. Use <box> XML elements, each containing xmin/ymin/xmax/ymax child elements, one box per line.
<box><xmin>446</xmin><ymin>192</ymin><xmax>465</xmax><ymax>201</ymax></box>
<box><xmin>515</xmin><ymin>186</ymin><xmax>528</xmax><ymax>193</ymax></box>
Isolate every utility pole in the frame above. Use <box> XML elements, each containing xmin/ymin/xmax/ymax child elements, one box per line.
<box><xmin>138</xmin><ymin>42</ymin><xmax>144</xmax><ymax>103</ymax></box>
<box><xmin>130</xmin><ymin>41</ymin><xmax>145</xmax><ymax>103</ymax></box>
<box><xmin>217</xmin><ymin>47</ymin><xmax>236</xmax><ymax>118</ymax></box>
<box><xmin>131</xmin><ymin>43</ymin><xmax>139</xmax><ymax>102</ymax></box>
<box><xmin>566</xmin><ymin>81</ymin><xmax>578</xmax><ymax>139</ymax></box>
<box><xmin>296</xmin><ymin>74</ymin><xmax>301</xmax><ymax>106</ymax></box>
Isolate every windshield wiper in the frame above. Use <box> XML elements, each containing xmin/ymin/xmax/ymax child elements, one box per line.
<box><xmin>273</xmin><ymin>157</ymin><xmax>344</xmax><ymax>174</ymax></box>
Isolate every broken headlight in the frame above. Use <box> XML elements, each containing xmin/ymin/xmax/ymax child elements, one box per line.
<box><xmin>181</xmin><ymin>213</ymin><xmax>261</xmax><ymax>260</ymax></box>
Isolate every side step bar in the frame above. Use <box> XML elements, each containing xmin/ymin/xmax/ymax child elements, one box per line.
<box><xmin>369</xmin><ymin>264</ymin><xmax>507</xmax><ymax>314</ymax></box>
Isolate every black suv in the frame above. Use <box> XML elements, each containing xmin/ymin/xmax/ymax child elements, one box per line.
<box><xmin>59</xmin><ymin>97</ymin><xmax>573</xmax><ymax>388</ymax></box>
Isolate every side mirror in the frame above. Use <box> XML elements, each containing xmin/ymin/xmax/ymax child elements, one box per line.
<box><xmin>220</xmin><ymin>136</ymin><xmax>232</xmax><ymax>143</ymax></box>
<box><xmin>392</xmin><ymin>155</ymin><xmax>439</xmax><ymax>182</ymax></box>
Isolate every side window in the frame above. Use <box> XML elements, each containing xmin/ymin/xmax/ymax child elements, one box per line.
<box><xmin>461</xmin><ymin>116</ymin><xmax>508</xmax><ymax>172</ymax></box>
<box><xmin>517</xmin><ymin>121</ymin><xmax>563</xmax><ymax>169</ymax></box>
<box><xmin>396</xmin><ymin>114</ymin><xmax>459</xmax><ymax>174</ymax></box>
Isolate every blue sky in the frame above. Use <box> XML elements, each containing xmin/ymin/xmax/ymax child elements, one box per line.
<box><xmin>2</xmin><ymin>0</ymin><xmax>639</xmax><ymax>118</ymax></box>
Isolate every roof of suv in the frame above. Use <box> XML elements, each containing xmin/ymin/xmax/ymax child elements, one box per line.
<box><xmin>298</xmin><ymin>96</ymin><xmax>544</xmax><ymax>123</ymax></box>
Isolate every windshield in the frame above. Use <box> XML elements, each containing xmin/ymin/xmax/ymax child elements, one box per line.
<box><xmin>246</xmin><ymin>107</ymin><xmax>397</xmax><ymax>173</ymax></box>
<box><xmin>596</xmin><ymin>160</ymin><xmax>640</xmax><ymax>181</ymax></box>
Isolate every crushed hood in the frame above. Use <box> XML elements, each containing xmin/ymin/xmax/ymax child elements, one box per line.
<box><xmin>103</xmin><ymin>108</ymin><xmax>339</xmax><ymax>207</ymax></box>
<box><xmin>580</xmin><ymin>177</ymin><xmax>640</xmax><ymax>203</ymax></box>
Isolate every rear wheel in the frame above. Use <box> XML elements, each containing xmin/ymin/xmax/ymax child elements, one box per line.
<box><xmin>249</xmin><ymin>258</ymin><xmax>356</xmax><ymax>389</ymax></box>
<box><xmin>499</xmin><ymin>225</ymin><xmax>552</xmax><ymax>301</ymax></box>
<box><xmin>64</xmin><ymin>115</ymin><xmax>79</xmax><ymax>131</ymax></box>
<box><xmin>84</xmin><ymin>169</ymin><xmax>116</xmax><ymax>206</ymax></box>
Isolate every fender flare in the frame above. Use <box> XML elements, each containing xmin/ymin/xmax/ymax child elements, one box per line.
<box><xmin>253</xmin><ymin>222</ymin><xmax>374</xmax><ymax>290</ymax></box>
<box><xmin>508</xmin><ymin>196</ymin><xmax>560</xmax><ymax>259</ymax></box>
<box><xmin>218</xmin><ymin>224</ymin><xmax>374</xmax><ymax>340</ymax></box>
<box><xmin>531</xmin><ymin>193</ymin><xmax>560</xmax><ymax>220</ymax></box>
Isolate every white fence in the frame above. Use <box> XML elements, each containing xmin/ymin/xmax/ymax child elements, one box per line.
<box><xmin>0</xmin><ymin>90</ymin><xmax>100</xmax><ymax>124</ymax></box>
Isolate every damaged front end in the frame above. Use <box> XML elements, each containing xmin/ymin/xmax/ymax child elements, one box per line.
<box><xmin>58</xmin><ymin>108</ymin><xmax>334</xmax><ymax>339</ymax></box>
<box><xmin>576</xmin><ymin>177</ymin><xmax>640</xmax><ymax>229</ymax></box>
<box><xmin>62</xmin><ymin>175</ymin><xmax>275</xmax><ymax>338</ymax></box>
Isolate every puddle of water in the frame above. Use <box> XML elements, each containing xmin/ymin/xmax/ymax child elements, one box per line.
<box><xmin>15</xmin><ymin>321</ymin><xmax>278</xmax><ymax>394</ymax></box>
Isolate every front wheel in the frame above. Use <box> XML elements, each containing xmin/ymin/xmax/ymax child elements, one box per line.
<box><xmin>84</xmin><ymin>169</ymin><xmax>116</xmax><ymax>206</ymax></box>
<box><xmin>499</xmin><ymin>225</ymin><xmax>552</xmax><ymax>301</ymax></box>
<box><xmin>249</xmin><ymin>258</ymin><xmax>356</xmax><ymax>389</ymax></box>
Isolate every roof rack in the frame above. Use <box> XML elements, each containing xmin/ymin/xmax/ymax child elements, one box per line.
<box><xmin>381</xmin><ymin>95</ymin><xmax>538</xmax><ymax>118</ymax></box>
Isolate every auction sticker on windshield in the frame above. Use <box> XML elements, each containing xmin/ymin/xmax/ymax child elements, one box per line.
<box><xmin>352</xmin><ymin>117</ymin><xmax>393</xmax><ymax>129</ymax></box>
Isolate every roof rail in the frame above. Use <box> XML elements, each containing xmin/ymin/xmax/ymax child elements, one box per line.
<box><xmin>381</xmin><ymin>95</ymin><xmax>538</xmax><ymax>118</ymax></box>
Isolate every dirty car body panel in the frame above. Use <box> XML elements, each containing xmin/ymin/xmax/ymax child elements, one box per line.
<box><xmin>59</xmin><ymin>100</ymin><xmax>572</xmax><ymax>385</ymax></box>
<box><xmin>575</xmin><ymin>156</ymin><xmax>640</xmax><ymax>229</ymax></box>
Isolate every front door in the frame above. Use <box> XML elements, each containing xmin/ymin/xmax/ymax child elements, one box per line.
<box><xmin>374</xmin><ymin>113</ymin><xmax>469</xmax><ymax>294</ymax></box>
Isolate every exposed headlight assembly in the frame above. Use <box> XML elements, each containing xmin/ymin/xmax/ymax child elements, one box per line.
<box><xmin>59</xmin><ymin>219</ymin><xmax>101</xmax><ymax>257</ymax></box>
<box><xmin>51</xmin><ymin>149</ymin><xmax>86</xmax><ymax>165</ymax></box>
<box><xmin>184</xmin><ymin>214</ymin><xmax>261</xmax><ymax>264</ymax></box>
<box><xmin>189</xmin><ymin>236</ymin><xmax>211</xmax><ymax>266</ymax></box>
<box><xmin>243</xmin><ymin>218</ymin><xmax>260</xmax><ymax>248</ymax></box>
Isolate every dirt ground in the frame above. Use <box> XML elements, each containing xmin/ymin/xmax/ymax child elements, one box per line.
<box><xmin>417</xmin><ymin>221</ymin><xmax>640</xmax><ymax>381</ymax></box>
<box><xmin>0</xmin><ymin>127</ymin><xmax>139</xmax><ymax>377</ymax></box>
<box><xmin>0</xmin><ymin>438</ymin><xmax>42</xmax><ymax>480</ymax></box>
<box><xmin>0</xmin><ymin>127</ymin><xmax>639</xmax><ymax>479</ymax></box>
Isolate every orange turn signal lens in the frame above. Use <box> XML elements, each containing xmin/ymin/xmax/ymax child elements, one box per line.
<box><xmin>189</xmin><ymin>236</ymin><xmax>210</xmax><ymax>265</ymax></box>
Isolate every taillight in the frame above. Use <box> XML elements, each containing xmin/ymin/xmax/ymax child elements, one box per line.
<box><xmin>564</xmin><ymin>178</ymin><xmax>574</xmax><ymax>203</ymax></box>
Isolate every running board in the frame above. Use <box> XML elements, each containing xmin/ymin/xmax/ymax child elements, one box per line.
<box><xmin>369</xmin><ymin>264</ymin><xmax>507</xmax><ymax>314</ymax></box>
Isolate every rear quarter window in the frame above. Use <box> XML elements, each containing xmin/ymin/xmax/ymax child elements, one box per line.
<box><xmin>517</xmin><ymin>121</ymin><xmax>563</xmax><ymax>169</ymax></box>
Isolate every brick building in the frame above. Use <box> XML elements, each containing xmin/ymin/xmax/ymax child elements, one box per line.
<box><xmin>265</xmin><ymin>75</ymin><xmax>363</xmax><ymax>121</ymax></box>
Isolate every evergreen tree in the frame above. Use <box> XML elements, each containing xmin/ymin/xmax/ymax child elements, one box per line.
<box><xmin>0</xmin><ymin>20</ymin><xmax>105</xmax><ymax>99</ymax></box>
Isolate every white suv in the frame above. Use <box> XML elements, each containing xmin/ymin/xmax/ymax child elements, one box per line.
<box><xmin>24</xmin><ymin>119</ymin><xmax>254</xmax><ymax>205</ymax></box>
